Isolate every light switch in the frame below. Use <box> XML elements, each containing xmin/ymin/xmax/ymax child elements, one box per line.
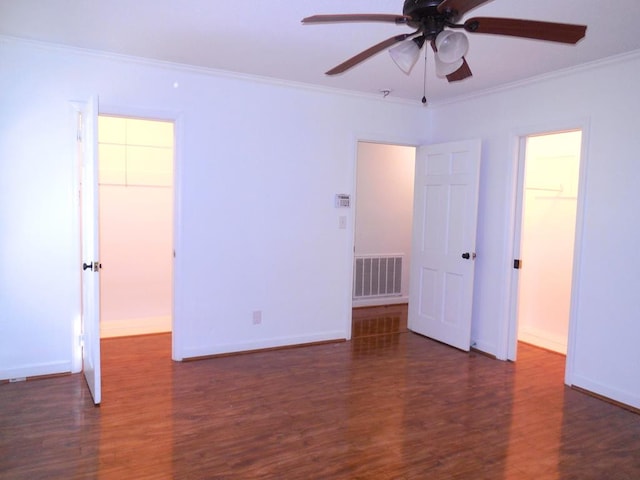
<box><xmin>339</xmin><ymin>216</ymin><xmax>347</xmax><ymax>229</ymax></box>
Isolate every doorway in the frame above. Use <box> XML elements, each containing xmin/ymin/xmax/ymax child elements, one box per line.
<box><xmin>97</xmin><ymin>115</ymin><xmax>174</xmax><ymax>338</ymax></box>
<box><xmin>511</xmin><ymin>130</ymin><xmax>582</xmax><ymax>357</ymax></box>
<box><xmin>351</xmin><ymin>141</ymin><xmax>415</xmax><ymax>337</ymax></box>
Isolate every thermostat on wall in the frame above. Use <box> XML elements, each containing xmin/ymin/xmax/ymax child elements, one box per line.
<box><xmin>335</xmin><ymin>194</ymin><xmax>351</xmax><ymax>208</ymax></box>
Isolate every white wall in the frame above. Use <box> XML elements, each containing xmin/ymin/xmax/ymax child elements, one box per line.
<box><xmin>99</xmin><ymin>185</ymin><xmax>173</xmax><ymax>337</ymax></box>
<box><xmin>354</xmin><ymin>142</ymin><xmax>415</xmax><ymax>306</ymax></box>
<box><xmin>427</xmin><ymin>52</ymin><xmax>640</xmax><ymax>409</ymax></box>
<box><xmin>2</xmin><ymin>35</ymin><xmax>638</xmax><ymax>411</ymax></box>
<box><xmin>0</xmin><ymin>37</ymin><xmax>427</xmax><ymax>379</ymax></box>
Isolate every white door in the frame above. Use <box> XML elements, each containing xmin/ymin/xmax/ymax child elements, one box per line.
<box><xmin>408</xmin><ymin>139</ymin><xmax>481</xmax><ymax>351</ymax></box>
<box><xmin>80</xmin><ymin>96</ymin><xmax>101</xmax><ymax>405</ymax></box>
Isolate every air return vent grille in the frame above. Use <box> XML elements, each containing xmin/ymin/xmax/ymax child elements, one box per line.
<box><xmin>353</xmin><ymin>255</ymin><xmax>403</xmax><ymax>299</ymax></box>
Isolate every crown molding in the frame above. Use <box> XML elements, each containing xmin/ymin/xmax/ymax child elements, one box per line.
<box><xmin>6</xmin><ymin>33</ymin><xmax>635</xmax><ymax>110</ymax></box>
<box><xmin>429</xmin><ymin>48</ymin><xmax>640</xmax><ymax>108</ymax></box>
<box><xmin>0</xmin><ymin>34</ymin><xmax>419</xmax><ymax>108</ymax></box>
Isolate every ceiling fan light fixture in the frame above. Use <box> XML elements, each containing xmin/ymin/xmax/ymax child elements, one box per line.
<box><xmin>389</xmin><ymin>37</ymin><xmax>425</xmax><ymax>74</ymax></box>
<box><xmin>435</xmin><ymin>30</ymin><xmax>469</xmax><ymax>64</ymax></box>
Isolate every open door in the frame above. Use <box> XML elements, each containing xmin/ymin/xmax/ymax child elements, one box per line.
<box><xmin>80</xmin><ymin>96</ymin><xmax>101</xmax><ymax>405</ymax></box>
<box><xmin>408</xmin><ymin>139</ymin><xmax>481</xmax><ymax>351</ymax></box>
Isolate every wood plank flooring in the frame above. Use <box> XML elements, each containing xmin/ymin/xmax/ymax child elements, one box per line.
<box><xmin>352</xmin><ymin>304</ymin><xmax>408</xmax><ymax>338</ymax></box>
<box><xmin>1</xmin><ymin>314</ymin><xmax>639</xmax><ymax>479</ymax></box>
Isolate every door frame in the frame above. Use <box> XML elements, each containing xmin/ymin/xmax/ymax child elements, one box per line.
<box><xmin>88</xmin><ymin>102</ymin><xmax>185</xmax><ymax>361</ymax></box>
<box><xmin>501</xmin><ymin>119</ymin><xmax>591</xmax><ymax>386</ymax></box>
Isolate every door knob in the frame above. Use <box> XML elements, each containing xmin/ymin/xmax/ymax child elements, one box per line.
<box><xmin>461</xmin><ymin>252</ymin><xmax>470</xmax><ymax>260</ymax></box>
<box><xmin>83</xmin><ymin>262</ymin><xmax>93</xmax><ymax>271</ymax></box>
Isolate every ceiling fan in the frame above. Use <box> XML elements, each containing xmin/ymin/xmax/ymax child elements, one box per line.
<box><xmin>302</xmin><ymin>0</ymin><xmax>587</xmax><ymax>86</ymax></box>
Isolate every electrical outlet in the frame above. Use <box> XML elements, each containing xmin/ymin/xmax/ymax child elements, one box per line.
<box><xmin>252</xmin><ymin>310</ymin><xmax>262</xmax><ymax>325</ymax></box>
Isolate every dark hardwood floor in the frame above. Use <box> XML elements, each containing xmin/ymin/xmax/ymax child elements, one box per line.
<box><xmin>1</xmin><ymin>309</ymin><xmax>639</xmax><ymax>479</ymax></box>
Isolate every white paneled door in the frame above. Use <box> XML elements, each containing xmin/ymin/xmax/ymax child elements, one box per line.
<box><xmin>80</xmin><ymin>96</ymin><xmax>102</xmax><ymax>405</ymax></box>
<box><xmin>408</xmin><ymin>140</ymin><xmax>481</xmax><ymax>351</ymax></box>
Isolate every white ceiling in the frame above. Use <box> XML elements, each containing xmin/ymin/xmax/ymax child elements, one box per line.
<box><xmin>1</xmin><ymin>0</ymin><xmax>640</xmax><ymax>103</ymax></box>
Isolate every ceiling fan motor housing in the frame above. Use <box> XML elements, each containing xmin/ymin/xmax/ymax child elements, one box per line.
<box><xmin>403</xmin><ymin>0</ymin><xmax>456</xmax><ymax>38</ymax></box>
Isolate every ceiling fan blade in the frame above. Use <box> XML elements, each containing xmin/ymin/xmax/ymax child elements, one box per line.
<box><xmin>464</xmin><ymin>17</ymin><xmax>587</xmax><ymax>44</ymax></box>
<box><xmin>446</xmin><ymin>57</ymin><xmax>473</xmax><ymax>82</ymax></box>
<box><xmin>326</xmin><ymin>33</ymin><xmax>415</xmax><ymax>75</ymax></box>
<box><xmin>437</xmin><ymin>0</ymin><xmax>493</xmax><ymax>18</ymax></box>
<box><xmin>302</xmin><ymin>14</ymin><xmax>410</xmax><ymax>25</ymax></box>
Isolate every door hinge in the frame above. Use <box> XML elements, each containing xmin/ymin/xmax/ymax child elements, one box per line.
<box><xmin>514</xmin><ymin>259</ymin><xmax>522</xmax><ymax>269</ymax></box>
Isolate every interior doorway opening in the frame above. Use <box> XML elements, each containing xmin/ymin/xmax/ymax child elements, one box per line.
<box><xmin>97</xmin><ymin>115</ymin><xmax>174</xmax><ymax>338</ymax></box>
<box><xmin>512</xmin><ymin>129</ymin><xmax>582</xmax><ymax>357</ymax></box>
<box><xmin>352</xmin><ymin>141</ymin><xmax>415</xmax><ymax>337</ymax></box>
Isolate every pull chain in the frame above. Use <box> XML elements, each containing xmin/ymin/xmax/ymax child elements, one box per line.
<box><xmin>421</xmin><ymin>44</ymin><xmax>428</xmax><ymax>105</ymax></box>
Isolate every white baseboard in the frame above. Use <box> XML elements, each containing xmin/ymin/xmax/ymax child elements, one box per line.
<box><xmin>571</xmin><ymin>373</ymin><xmax>640</xmax><ymax>411</ymax></box>
<box><xmin>470</xmin><ymin>339</ymin><xmax>497</xmax><ymax>358</ymax></box>
<box><xmin>181</xmin><ymin>330</ymin><xmax>346</xmax><ymax>359</ymax></box>
<box><xmin>518</xmin><ymin>326</ymin><xmax>567</xmax><ymax>354</ymax></box>
<box><xmin>352</xmin><ymin>296</ymin><xmax>408</xmax><ymax>308</ymax></box>
<box><xmin>0</xmin><ymin>360</ymin><xmax>72</xmax><ymax>381</ymax></box>
<box><xmin>101</xmin><ymin>316</ymin><xmax>172</xmax><ymax>338</ymax></box>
